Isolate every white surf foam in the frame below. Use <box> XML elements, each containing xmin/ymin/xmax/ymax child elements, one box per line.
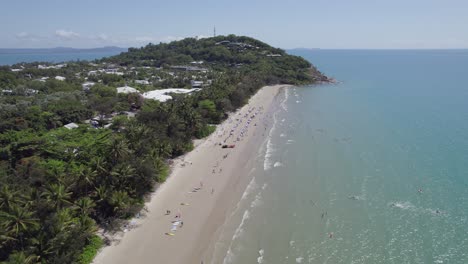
<box><xmin>281</xmin><ymin>88</ymin><xmax>289</xmax><ymax>111</ymax></box>
<box><xmin>251</xmin><ymin>192</ymin><xmax>263</xmax><ymax>208</ymax></box>
<box><xmin>274</xmin><ymin>161</ymin><xmax>283</xmax><ymax>167</ymax></box>
<box><xmin>296</xmin><ymin>257</ymin><xmax>304</xmax><ymax>263</ymax></box>
<box><xmin>263</xmin><ymin>110</ymin><xmax>278</xmax><ymax>171</ymax></box>
<box><xmin>257</xmin><ymin>249</ymin><xmax>265</xmax><ymax>263</ymax></box>
<box><xmin>233</xmin><ymin>210</ymin><xmax>250</xmax><ymax>240</ymax></box>
<box><xmin>222</xmin><ymin>210</ymin><xmax>251</xmax><ymax>264</ymax></box>
<box><xmin>241</xmin><ymin>177</ymin><xmax>257</xmax><ymax>201</ymax></box>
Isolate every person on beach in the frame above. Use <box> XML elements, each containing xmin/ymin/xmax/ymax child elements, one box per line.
<box><xmin>166</xmin><ymin>210</ymin><xmax>171</xmax><ymax>215</ymax></box>
<box><xmin>211</xmin><ymin>188</ymin><xmax>215</xmax><ymax>194</ymax></box>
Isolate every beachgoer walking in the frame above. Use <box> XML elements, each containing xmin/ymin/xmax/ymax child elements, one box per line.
<box><xmin>166</xmin><ymin>210</ymin><xmax>171</xmax><ymax>215</ymax></box>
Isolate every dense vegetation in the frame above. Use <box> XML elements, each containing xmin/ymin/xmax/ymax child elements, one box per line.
<box><xmin>0</xmin><ymin>35</ymin><xmax>327</xmax><ymax>263</ymax></box>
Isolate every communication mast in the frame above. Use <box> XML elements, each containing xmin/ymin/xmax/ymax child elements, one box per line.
<box><xmin>214</xmin><ymin>26</ymin><xmax>216</xmax><ymax>37</ymax></box>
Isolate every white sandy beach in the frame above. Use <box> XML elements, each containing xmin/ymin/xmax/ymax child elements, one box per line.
<box><xmin>92</xmin><ymin>85</ymin><xmax>288</xmax><ymax>264</ymax></box>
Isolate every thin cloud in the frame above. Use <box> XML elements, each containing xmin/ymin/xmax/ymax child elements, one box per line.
<box><xmin>135</xmin><ymin>36</ymin><xmax>158</xmax><ymax>43</ymax></box>
<box><xmin>15</xmin><ymin>32</ymin><xmax>42</xmax><ymax>41</ymax></box>
<box><xmin>55</xmin><ymin>29</ymin><xmax>80</xmax><ymax>40</ymax></box>
<box><xmin>90</xmin><ymin>34</ymin><xmax>110</xmax><ymax>42</ymax></box>
<box><xmin>161</xmin><ymin>36</ymin><xmax>184</xmax><ymax>42</ymax></box>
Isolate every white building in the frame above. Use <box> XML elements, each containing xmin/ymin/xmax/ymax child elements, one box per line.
<box><xmin>116</xmin><ymin>86</ymin><xmax>138</xmax><ymax>94</ymax></box>
<box><xmin>142</xmin><ymin>88</ymin><xmax>200</xmax><ymax>102</ymax></box>
<box><xmin>55</xmin><ymin>76</ymin><xmax>66</xmax><ymax>81</ymax></box>
<box><xmin>135</xmin><ymin>80</ymin><xmax>150</xmax><ymax>85</ymax></box>
<box><xmin>37</xmin><ymin>77</ymin><xmax>49</xmax><ymax>82</ymax></box>
<box><xmin>190</xmin><ymin>80</ymin><xmax>204</xmax><ymax>88</ymax></box>
<box><xmin>64</xmin><ymin>122</ymin><xmax>79</xmax><ymax>129</ymax></box>
<box><xmin>82</xmin><ymin>81</ymin><xmax>96</xmax><ymax>91</ymax></box>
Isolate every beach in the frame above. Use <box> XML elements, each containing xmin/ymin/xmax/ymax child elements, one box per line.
<box><xmin>93</xmin><ymin>84</ymin><xmax>289</xmax><ymax>264</ymax></box>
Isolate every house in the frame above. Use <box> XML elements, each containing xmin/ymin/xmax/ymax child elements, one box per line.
<box><xmin>190</xmin><ymin>80</ymin><xmax>204</xmax><ymax>88</ymax></box>
<box><xmin>215</xmin><ymin>40</ymin><xmax>230</xmax><ymax>45</ymax></box>
<box><xmin>116</xmin><ymin>86</ymin><xmax>138</xmax><ymax>94</ymax></box>
<box><xmin>38</xmin><ymin>64</ymin><xmax>66</xmax><ymax>70</ymax></box>
<box><xmin>104</xmin><ymin>68</ymin><xmax>124</xmax><ymax>75</ymax></box>
<box><xmin>64</xmin><ymin>123</ymin><xmax>79</xmax><ymax>129</ymax></box>
<box><xmin>25</xmin><ymin>89</ymin><xmax>38</xmax><ymax>96</ymax></box>
<box><xmin>135</xmin><ymin>80</ymin><xmax>150</xmax><ymax>85</ymax></box>
<box><xmin>142</xmin><ymin>88</ymin><xmax>201</xmax><ymax>102</ymax></box>
<box><xmin>82</xmin><ymin>81</ymin><xmax>96</xmax><ymax>91</ymax></box>
<box><xmin>55</xmin><ymin>76</ymin><xmax>66</xmax><ymax>81</ymax></box>
<box><xmin>37</xmin><ymin>77</ymin><xmax>49</xmax><ymax>82</ymax></box>
<box><xmin>170</xmin><ymin>66</ymin><xmax>208</xmax><ymax>72</ymax></box>
<box><xmin>1</xmin><ymin>89</ymin><xmax>13</xmax><ymax>95</ymax></box>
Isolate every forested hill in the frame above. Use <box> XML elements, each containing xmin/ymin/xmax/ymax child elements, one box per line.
<box><xmin>103</xmin><ymin>35</ymin><xmax>329</xmax><ymax>84</ymax></box>
<box><xmin>0</xmin><ymin>35</ymin><xmax>327</xmax><ymax>263</ymax></box>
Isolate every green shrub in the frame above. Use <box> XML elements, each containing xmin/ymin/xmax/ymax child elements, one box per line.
<box><xmin>195</xmin><ymin>124</ymin><xmax>216</xmax><ymax>139</ymax></box>
<box><xmin>78</xmin><ymin>235</ymin><xmax>104</xmax><ymax>264</ymax></box>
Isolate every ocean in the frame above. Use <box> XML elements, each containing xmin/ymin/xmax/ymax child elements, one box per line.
<box><xmin>210</xmin><ymin>50</ymin><xmax>468</xmax><ymax>264</ymax></box>
<box><xmin>0</xmin><ymin>51</ymin><xmax>122</xmax><ymax>65</ymax></box>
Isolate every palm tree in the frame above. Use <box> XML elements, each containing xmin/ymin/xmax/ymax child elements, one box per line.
<box><xmin>75</xmin><ymin>166</ymin><xmax>97</xmax><ymax>195</ymax></box>
<box><xmin>109</xmin><ymin>191</ymin><xmax>131</xmax><ymax>217</ymax></box>
<box><xmin>108</xmin><ymin>138</ymin><xmax>131</xmax><ymax>165</ymax></box>
<box><xmin>90</xmin><ymin>156</ymin><xmax>108</xmax><ymax>177</ymax></box>
<box><xmin>0</xmin><ymin>204</ymin><xmax>39</xmax><ymax>249</ymax></box>
<box><xmin>3</xmin><ymin>251</ymin><xmax>39</xmax><ymax>264</ymax></box>
<box><xmin>74</xmin><ymin>197</ymin><xmax>96</xmax><ymax>217</ymax></box>
<box><xmin>0</xmin><ymin>205</ymin><xmax>39</xmax><ymax>237</ymax></box>
<box><xmin>154</xmin><ymin>142</ymin><xmax>172</xmax><ymax>158</ymax></box>
<box><xmin>110</xmin><ymin>164</ymin><xmax>136</xmax><ymax>190</ymax></box>
<box><xmin>0</xmin><ymin>228</ymin><xmax>16</xmax><ymax>247</ymax></box>
<box><xmin>42</xmin><ymin>184</ymin><xmax>72</xmax><ymax>210</ymax></box>
<box><xmin>0</xmin><ymin>186</ymin><xmax>23</xmax><ymax>211</ymax></box>
<box><xmin>77</xmin><ymin>215</ymin><xmax>97</xmax><ymax>238</ymax></box>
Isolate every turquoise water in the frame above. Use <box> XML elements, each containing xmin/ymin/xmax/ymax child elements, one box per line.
<box><xmin>212</xmin><ymin>50</ymin><xmax>468</xmax><ymax>264</ymax></box>
<box><xmin>0</xmin><ymin>51</ymin><xmax>122</xmax><ymax>65</ymax></box>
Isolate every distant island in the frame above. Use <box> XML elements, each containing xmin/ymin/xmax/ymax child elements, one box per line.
<box><xmin>0</xmin><ymin>35</ymin><xmax>328</xmax><ymax>263</ymax></box>
<box><xmin>0</xmin><ymin>46</ymin><xmax>128</xmax><ymax>54</ymax></box>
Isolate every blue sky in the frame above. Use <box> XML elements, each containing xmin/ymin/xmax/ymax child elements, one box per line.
<box><xmin>2</xmin><ymin>0</ymin><xmax>468</xmax><ymax>49</ymax></box>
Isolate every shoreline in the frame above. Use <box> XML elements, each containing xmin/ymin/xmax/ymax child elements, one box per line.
<box><xmin>93</xmin><ymin>84</ymin><xmax>290</xmax><ymax>264</ymax></box>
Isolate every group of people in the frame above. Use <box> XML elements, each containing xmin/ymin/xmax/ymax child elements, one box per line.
<box><xmin>218</xmin><ymin>106</ymin><xmax>264</xmax><ymax>144</ymax></box>
<box><xmin>165</xmin><ymin>103</ymin><xmax>270</xmax><ymax>237</ymax></box>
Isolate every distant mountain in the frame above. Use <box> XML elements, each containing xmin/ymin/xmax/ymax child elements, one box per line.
<box><xmin>0</xmin><ymin>46</ymin><xmax>128</xmax><ymax>54</ymax></box>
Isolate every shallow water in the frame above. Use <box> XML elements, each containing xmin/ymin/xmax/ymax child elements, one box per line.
<box><xmin>211</xmin><ymin>50</ymin><xmax>468</xmax><ymax>264</ymax></box>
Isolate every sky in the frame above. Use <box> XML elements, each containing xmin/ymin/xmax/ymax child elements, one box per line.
<box><xmin>1</xmin><ymin>0</ymin><xmax>468</xmax><ymax>49</ymax></box>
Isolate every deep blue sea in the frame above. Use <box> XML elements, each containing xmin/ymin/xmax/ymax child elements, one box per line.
<box><xmin>0</xmin><ymin>51</ymin><xmax>122</xmax><ymax>65</ymax></box>
<box><xmin>211</xmin><ymin>50</ymin><xmax>468</xmax><ymax>264</ymax></box>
